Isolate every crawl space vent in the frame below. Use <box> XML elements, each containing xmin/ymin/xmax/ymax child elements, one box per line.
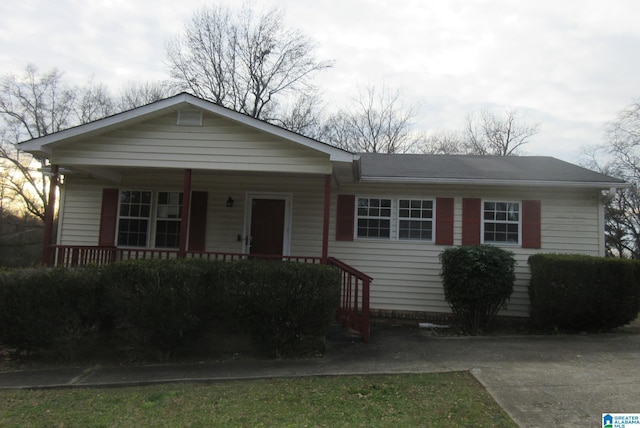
<box><xmin>177</xmin><ymin>108</ymin><xmax>203</xmax><ymax>126</ymax></box>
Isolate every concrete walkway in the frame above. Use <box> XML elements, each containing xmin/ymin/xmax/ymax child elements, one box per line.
<box><xmin>1</xmin><ymin>325</ymin><xmax>639</xmax><ymax>427</ymax></box>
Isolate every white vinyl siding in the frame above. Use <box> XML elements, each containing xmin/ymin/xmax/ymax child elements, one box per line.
<box><xmin>51</xmin><ymin>112</ymin><xmax>332</xmax><ymax>174</ymax></box>
<box><xmin>329</xmin><ymin>184</ymin><xmax>603</xmax><ymax>318</ymax></box>
<box><xmin>59</xmin><ymin>175</ymin><xmax>604</xmax><ymax>319</ymax></box>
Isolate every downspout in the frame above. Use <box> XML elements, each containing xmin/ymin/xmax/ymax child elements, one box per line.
<box><xmin>41</xmin><ymin>164</ymin><xmax>59</xmax><ymax>266</ymax></box>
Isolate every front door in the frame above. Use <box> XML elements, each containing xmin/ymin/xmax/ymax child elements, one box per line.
<box><xmin>248</xmin><ymin>197</ymin><xmax>288</xmax><ymax>256</ymax></box>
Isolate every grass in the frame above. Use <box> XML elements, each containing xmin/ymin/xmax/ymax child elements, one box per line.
<box><xmin>0</xmin><ymin>372</ymin><xmax>516</xmax><ymax>427</ymax></box>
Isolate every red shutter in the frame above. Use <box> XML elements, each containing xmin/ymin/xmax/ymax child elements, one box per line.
<box><xmin>435</xmin><ymin>197</ymin><xmax>454</xmax><ymax>245</ymax></box>
<box><xmin>99</xmin><ymin>188</ymin><xmax>119</xmax><ymax>247</ymax></box>
<box><xmin>522</xmin><ymin>199</ymin><xmax>541</xmax><ymax>249</ymax></box>
<box><xmin>336</xmin><ymin>194</ymin><xmax>355</xmax><ymax>241</ymax></box>
<box><xmin>462</xmin><ymin>198</ymin><xmax>481</xmax><ymax>245</ymax></box>
<box><xmin>188</xmin><ymin>191</ymin><xmax>208</xmax><ymax>252</ymax></box>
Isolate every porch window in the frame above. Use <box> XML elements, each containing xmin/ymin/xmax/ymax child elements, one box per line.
<box><xmin>117</xmin><ymin>190</ymin><xmax>183</xmax><ymax>248</ymax></box>
<box><xmin>155</xmin><ymin>191</ymin><xmax>183</xmax><ymax>248</ymax></box>
<box><xmin>483</xmin><ymin>201</ymin><xmax>520</xmax><ymax>244</ymax></box>
<box><xmin>357</xmin><ymin>198</ymin><xmax>392</xmax><ymax>238</ymax></box>
<box><xmin>398</xmin><ymin>199</ymin><xmax>434</xmax><ymax>241</ymax></box>
<box><xmin>118</xmin><ymin>191</ymin><xmax>152</xmax><ymax>247</ymax></box>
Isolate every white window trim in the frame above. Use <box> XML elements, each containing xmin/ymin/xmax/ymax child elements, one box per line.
<box><xmin>355</xmin><ymin>196</ymin><xmax>393</xmax><ymax>240</ymax></box>
<box><xmin>116</xmin><ymin>189</ymin><xmax>184</xmax><ymax>249</ymax></box>
<box><xmin>481</xmin><ymin>199</ymin><xmax>522</xmax><ymax>246</ymax></box>
<box><xmin>396</xmin><ymin>198</ymin><xmax>436</xmax><ymax>242</ymax></box>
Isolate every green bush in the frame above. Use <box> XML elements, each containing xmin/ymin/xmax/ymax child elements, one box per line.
<box><xmin>439</xmin><ymin>245</ymin><xmax>516</xmax><ymax>335</ymax></box>
<box><xmin>0</xmin><ymin>259</ymin><xmax>341</xmax><ymax>362</ymax></box>
<box><xmin>528</xmin><ymin>254</ymin><xmax>640</xmax><ymax>331</ymax></box>
<box><xmin>233</xmin><ymin>261</ymin><xmax>341</xmax><ymax>357</ymax></box>
<box><xmin>0</xmin><ymin>266</ymin><xmax>102</xmax><ymax>358</ymax></box>
<box><xmin>100</xmin><ymin>259</ymin><xmax>216</xmax><ymax>361</ymax></box>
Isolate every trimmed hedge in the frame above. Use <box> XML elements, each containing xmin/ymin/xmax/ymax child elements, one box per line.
<box><xmin>0</xmin><ymin>266</ymin><xmax>103</xmax><ymax>359</ymax></box>
<box><xmin>439</xmin><ymin>245</ymin><xmax>516</xmax><ymax>334</ymax></box>
<box><xmin>0</xmin><ymin>259</ymin><xmax>341</xmax><ymax>361</ymax></box>
<box><xmin>528</xmin><ymin>254</ymin><xmax>640</xmax><ymax>331</ymax></box>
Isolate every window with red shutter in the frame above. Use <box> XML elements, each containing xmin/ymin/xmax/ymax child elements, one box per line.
<box><xmin>336</xmin><ymin>194</ymin><xmax>355</xmax><ymax>241</ymax></box>
<box><xmin>435</xmin><ymin>197</ymin><xmax>454</xmax><ymax>245</ymax></box>
<box><xmin>522</xmin><ymin>200</ymin><xmax>541</xmax><ymax>248</ymax></box>
<box><xmin>98</xmin><ymin>188</ymin><xmax>119</xmax><ymax>247</ymax></box>
<box><xmin>462</xmin><ymin>198</ymin><xmax>481</xmax><ymax>245</ymax></box>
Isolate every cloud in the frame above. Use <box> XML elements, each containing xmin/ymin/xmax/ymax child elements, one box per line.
<box><xmin>1</xmin><ymin>0</ymin><xmax>640</xmax><ymax>162</ymax></box>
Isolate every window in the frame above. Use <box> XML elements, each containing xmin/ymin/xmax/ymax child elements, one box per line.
<box><xmin>155</xmin><ymin>192</ymin><xmax>183</xmax><ymax>248</ymax></box>
<box><xmin>118</xmin><ymin>191</ymin><xmax>152</xmax><ymax>247</ymax></box>
<box><xmin>357</xmin><ymin>198</ymin><xmax>392</xmax><ymax>238</ymax></box>
<box><xmin>483</xmin><ymin>201</ymin><xmax>520</xmax><ymax>244</ymax></box>
<box><xmin>398</xmin><ymin>199</ymin><xmax>434</xmax><ymax>240</ymax></box>
<box><xmin>117</xmin><ymin>190</ymin><xmax>183</xmax><ymax>248</ymax></box>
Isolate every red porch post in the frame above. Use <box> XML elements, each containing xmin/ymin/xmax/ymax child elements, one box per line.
<box><xmin>178</xmin><ymin>169</ymin><xmax>192</xmax><ymax>258</ymax></box>
<box><xmin>321</xmin><ymin>174</ymin><xmax>331</xmax><ymax>263</ymax></box>
<box><xmin>41</xmin><ymin>164</ymin><xmax>59</xmax><ymax>266</ymax></box>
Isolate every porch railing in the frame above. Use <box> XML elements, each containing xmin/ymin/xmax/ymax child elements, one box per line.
<box><xmin>327</xmin><ymin>257</ymin><xmax>372</xmax><ymax>343</ymax></box>
<box><xmin>50</xmin><ymin>245</ymin><xmax>371</xmax><ymax>342</ymax></box>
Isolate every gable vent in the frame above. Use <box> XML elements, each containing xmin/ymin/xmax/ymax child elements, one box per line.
<box><xmin>177</xmin><ymin>108</ymin><xmax>203</xmax><ymax>126</ymax></box>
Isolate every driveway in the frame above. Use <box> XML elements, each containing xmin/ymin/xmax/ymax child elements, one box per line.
<box><xmin>327</xmin><ymin>325</ymin><xmax>640</xmax><ymax>427</ymax></box>
<box><xmin>1</xmin><ymin>323</ymin><xmax>639</xmax><ymax>427</ymax></box>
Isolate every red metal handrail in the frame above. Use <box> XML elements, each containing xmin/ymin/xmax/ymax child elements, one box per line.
<box><xmin>50</xmin><ymin>245</ymin><xmax>371</xmax><ymax>342</ymax></box>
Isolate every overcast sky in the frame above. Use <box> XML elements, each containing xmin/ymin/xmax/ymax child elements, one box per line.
<box><xmin>2</xmin><ymin>0</ymin><xmax>639</xmax><ymax>162</ymax></box>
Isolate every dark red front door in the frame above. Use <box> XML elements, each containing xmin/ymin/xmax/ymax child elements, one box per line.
<box><xmin>250</xmin><ymin>198</ymin><xmax>285</xmax><ymax>255</ymax></box>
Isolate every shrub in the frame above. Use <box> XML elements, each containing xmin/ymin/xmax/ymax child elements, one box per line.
<box><xmin>233</xmin><ymin>260</ymin><xmax>341</xmax><ymax>357</ymax></box>
<box><xmin>0</xmin><ymin>266</ymin><xmax>102</xmax><ymax>358</ymax></box>
<box><xmin>439</xmin><ymin>245</ymin><xmax>516</xmax><ymax>334</ymax></box>
<box><xmin>100</xmin><ymin>259</ymin><xmax>215</xmax><ymax>361</ymax></box>
<box><xmin>528</xmin><ymin>254</ymin><xmax>640</xmax><ymax>331</ymax></box>
<box><xmin>0</xmin><ymin>259</ymin><xmax>341</xmax><ymax>362</ymax></box>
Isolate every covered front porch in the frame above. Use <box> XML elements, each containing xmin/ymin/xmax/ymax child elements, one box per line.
<box><xmin>42</xmin><ymin>167</ymin><xmax>372</xmax><ymax>341</ymax></box>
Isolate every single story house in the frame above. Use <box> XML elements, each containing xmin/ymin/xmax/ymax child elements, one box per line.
<box><xmin>18</xmin><ymin>92</ymin><xmax>626</xmax><ymax>331</ymax></box>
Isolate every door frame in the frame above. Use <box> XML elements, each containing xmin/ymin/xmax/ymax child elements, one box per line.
<box><xmin>243</xmin><ymin>192</ymin><xmax>293</xmax><ymax>255</ymax></box>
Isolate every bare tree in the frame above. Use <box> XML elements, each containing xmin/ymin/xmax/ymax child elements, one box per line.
<box><xmin>585</xmin><ymin>102</ymin><xmax>640</xmax><ymax>257</ymax></box>
<box><xmin>0</xmin><ymin>65</ymin><xmax>80</xmax><ymax>221</ymax></box>
<box><xmin>463</xmin><ymin>108</ymin><xmax>540</xmax><ymax>156</ymax></box>
<box><xmin>76</xmin><ymin>79</ymin><xmax>115</xmax><ymax>124</ymax></box>
<box><xmin>166</xmin><ymin>3</ymin><xmax>331</xmax><ymax>123</ymax></box>
<box><xmin>419</xmin><ymin>131</ymin><xmax>466</xmax><ymax>154</ymax></box>
<box><xmin>270</xmin><ymin>92</ymin><xmax>326</xmax><ymax>139</ymax></box>
<box><xmin>0</xmin><ymin>65</ymin><xmax>115</xmax><ymax>221</ymax></box>
<box><xmin>323</xmin><ymin>85</ymin><xmax>419</xmax><ymax>153</ymax></box>
<box><xmin>116</xmin><ymin>80</ymin><xmax>176</xmax><ymax>111</ymax></box>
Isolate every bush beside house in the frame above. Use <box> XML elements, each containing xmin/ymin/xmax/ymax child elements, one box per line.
<box><xmin>528</xmin><ymin>254</ymin><xmax>640</xmax><ymax>331</ymax></box>
<box><xmin>0</xmin><ymin>259</ymin><xmax>340</xmax><ymax>362</ymax></box>
<box><xmin>439</xmin><ymin>245</ymin><xmax>516</xmax><ymax>335</ymax></box>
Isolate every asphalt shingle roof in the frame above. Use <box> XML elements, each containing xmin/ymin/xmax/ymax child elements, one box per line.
<box><xmin>358</xmin><ymin>154</ymin><xmax>625</xmax><ymax>186</ymax></box>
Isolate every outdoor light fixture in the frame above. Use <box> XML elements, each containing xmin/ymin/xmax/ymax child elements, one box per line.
<box><xmin>226</xmin><ymin>196</ymin><xmax>234</xmax><ymax>207</ymax></box>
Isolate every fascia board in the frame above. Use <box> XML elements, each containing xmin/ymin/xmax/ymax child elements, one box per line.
<box><xmin>359</xmin><ymin>176</ymin><xmax>631</xmax><ymax>189</ymax></box>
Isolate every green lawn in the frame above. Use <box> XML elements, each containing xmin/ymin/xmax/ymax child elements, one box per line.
<box><xmin>0</xmin><ymin>372</ymin><xmax>516</xmax><ymax>427</ymax></box>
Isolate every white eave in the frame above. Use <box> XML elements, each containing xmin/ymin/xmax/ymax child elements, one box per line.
<box><xmin>17</xmin><ymin>93</ymin><xmax>356</xmax><ymax>163</ymax></box>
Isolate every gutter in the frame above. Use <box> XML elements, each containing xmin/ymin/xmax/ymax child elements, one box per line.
<box><xmin>359</xmin><ymin>176</ymin><xmax>631</xmax><ymax>189</ymax></box>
